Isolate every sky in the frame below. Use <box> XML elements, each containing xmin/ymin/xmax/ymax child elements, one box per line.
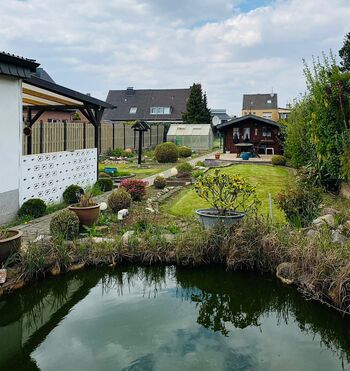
<box><xmin>0</xmin><ymin>0</ymin><xmax>349</xmax><ymax>116</ymax></box>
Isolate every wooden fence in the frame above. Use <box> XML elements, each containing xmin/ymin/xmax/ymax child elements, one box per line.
<box><xmin>23</xmin><ymin>122</ymin><xmax>165</xmax><ymax>155</ymax></box>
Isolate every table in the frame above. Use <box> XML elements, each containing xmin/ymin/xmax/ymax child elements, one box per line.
<box><xmin>235</xmin><ymin>143</ymin><xmax>260</xmax><ymax>158</ymax></box>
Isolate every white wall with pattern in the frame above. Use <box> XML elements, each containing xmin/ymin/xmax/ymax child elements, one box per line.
<box><xmin>20</xmin><ymin>149</ymin><xmax>97</xmax><ymax>205</ymax></box>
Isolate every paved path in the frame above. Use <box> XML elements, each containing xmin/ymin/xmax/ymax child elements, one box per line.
<box><xmin>16</xmin><ymin>152</ymin><xmax>217</xmax><ymax>241</ymax></box>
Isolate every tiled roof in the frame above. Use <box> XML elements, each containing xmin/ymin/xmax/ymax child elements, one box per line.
<box><xmin>103</xmin><ymin>87</ymin><xmax>190</xmax><ymax>122</ymax></box>
<box><xmin>242</xmin><ymin>93</ymin><xmax>278</xmax><ymax>110</ymax></box>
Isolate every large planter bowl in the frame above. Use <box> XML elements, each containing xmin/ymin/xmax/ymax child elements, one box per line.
<box><xmin>0</xmin><ymin>230</ymin><xmax>22</xmax><ymax>263</ymax></box>
<box><xmin>68</xmin><ymin>204</ymin><xmax>100</xmax><ymax>227</ymax></box>
<box><xmin>195</xmin><ymin>208</ymin><xmax>245</xmax><ymax>229</ymax></box>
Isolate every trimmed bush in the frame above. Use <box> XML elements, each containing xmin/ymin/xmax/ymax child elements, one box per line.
<box><xmin>50</xmin><ymin>209</ymin><xmax>80</xmax><ymax>239</ymax></box>
<box><xmin>154</xmin><ymin>176</ymin><xmax>167</xmax><ymax>189</ymax></box>
<box><xmin>178</xmin><ymin>146</ymin><xmax>192</xmax><ymax>158</ymax></box>
<box><xmin>108</xmin><ymin>188</ymin><xmax>132</xmax><ymax>213</ymax></box>
<box><xmin>271</xmin><ymin>155</ymin><xmax>287</xmax><ymax>166</ymax></box>
<box><xmin>121</xmin><ymin>179</ymin><xmax>147</xmax><ymax>201</ymax></box>
<box><xmin>154</xmin><ymin>142</ymin><xmax>178</xmax><ymax>163</ymax></box>
<box><xmin>95</xmin><ymin>178</ymin><xmax>113</xmax><ymax>192</ymax></box>
<box><xmin>176</xmin><ymin>162</ymin><xmax>193</xmax><ymax>178</ymax></box>
<box><xmin>195</xmin><ymin>160</ymin><xmax>205</xmax><ymax>167</ymax></box>
<box><xmin>18</xmin><ymin>198</ymin><xmax>47</xmax><ymax>218</ymax></box>
<box><xmin>63</xmin><ymin>185</ymin><xmax>84</xmax><ymax>205</ymax></box>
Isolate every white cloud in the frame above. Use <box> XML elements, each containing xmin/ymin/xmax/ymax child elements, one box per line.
<box><xmin>0</xmin><ymin>0</ymin><xmax>349</xmax><ymax>114</ymax></box>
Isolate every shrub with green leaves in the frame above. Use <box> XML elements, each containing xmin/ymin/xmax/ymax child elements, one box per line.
<box><xmin>95</xmin><ymin>178</ymin><xmax>113</xmax><ymax>192</ymax></box>
<box><xmin>271</xmin><ymin>155</ymin><xmax>287</xmax><ymax>166</ymax></box>
<box><xmin>154</xmin><ymin>142</ymin><xmax>178</xmax><ymax>163</ymax></box>
<box><xmin>176</xmin><ymin>162</ymin><xmax>193</xmax><ymax>178</ymax></box>
<box><xmin>108</xmin><ymin>188</ymin><xmax>132</xmax><ymax>213</ymax></box>
<box><xmin>50</xmin><ymin>209</ymin><xmax>80</xmax><ymax>239</ymax></box>
<box><xmin>18</xmin><ymin>198</ymin><xmax>47</xmax><ymax>218</ymax></box>
<box><xmin>63</xmin><ymin>185</ymin><xmax>84</xmax><ymax>205</ymax></box>
<box><xmin>193</xmin><ymin>170</ymin><xmax>205</xmax><ymax>179</ymax></box>
<box><xmin>178</xmin><ymin>146</ymin><xmax>192</xmax><ymax>158</ymax></box>
<box><xmin>154</xmin><ymin>176</ymin><xmax>167</xmax><ymax>189</ymax></box>
<box><xmin>195</xmin><ymin>160</ymin><xmax>206</xmax><ymax>167</ymax></box>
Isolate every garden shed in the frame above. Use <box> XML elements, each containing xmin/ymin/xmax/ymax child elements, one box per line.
<box><xmin>167</xmin><ymin>124</ymin><xmax>213</xmax><ymax>151</ymax></box>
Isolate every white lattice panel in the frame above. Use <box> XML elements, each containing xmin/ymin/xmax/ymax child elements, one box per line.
<box><xmin>20</xmin><ymin>149</ymin><xmax>97</xmax><ymax>205</ymax></box>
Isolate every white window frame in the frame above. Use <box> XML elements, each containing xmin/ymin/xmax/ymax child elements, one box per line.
<box><xmin>150</xmin><ymin>107</ymin><xmax>171</xmax><ymax>115</ymax></box>
<box><xmin>262</xmin><ymin>127</ymin><xmax>272</xmax><ymax>137</ymax></box>
<box><xmin>129</xmin><ymin>107</ymin><xmax>137</xmax><ymax>114</ymax></box>
<box><xmin>262</xmin><ymin>112</ymin><xmax>272</xmax><ymax>119</ymax></box>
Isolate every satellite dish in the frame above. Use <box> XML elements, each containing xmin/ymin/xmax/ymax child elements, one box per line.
<box><xmin>23</xmin><ymin>126</ymin><xmax>32</xmax><ymax>136</ymax></box>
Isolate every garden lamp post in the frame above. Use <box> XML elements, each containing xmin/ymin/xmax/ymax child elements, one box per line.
<box><xmin>132</xmin><ymin>121</ymin><xmax>151</xmax><ymax>166</ymax></box>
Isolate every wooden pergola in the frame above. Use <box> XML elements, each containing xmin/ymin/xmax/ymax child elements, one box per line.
<box><xmin>22</xmin><ymin>75</ymin><xmax>115</xmax><ymax>155</ymax></box>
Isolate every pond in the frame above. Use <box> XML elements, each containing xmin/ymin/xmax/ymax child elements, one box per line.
<box><xmin>0</xmin><ymin>265</ymin><xmax>349</xmax><ymax>370</ymax></box>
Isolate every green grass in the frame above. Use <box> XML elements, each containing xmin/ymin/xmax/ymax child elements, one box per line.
<box><xmin>99</xmin><ymin>162</ymin><xmax>173</xmax><ymax>178</ymax></box>
<box><xmin>163</xmin><ymin>164</ymin><xmax>293</xmax><ymax>223</ymax></box>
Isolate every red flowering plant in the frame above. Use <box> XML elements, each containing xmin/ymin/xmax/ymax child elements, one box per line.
<box><xmin>120</xmin><ymin>179</ymin><xmax>148</xmax><ymax>201</ymax></box>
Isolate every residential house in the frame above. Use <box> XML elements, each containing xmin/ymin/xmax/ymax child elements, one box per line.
<box><xmin>241</xmin><ymin>93</ymin><xmax>291</xmax><ymax>121</ymax></box>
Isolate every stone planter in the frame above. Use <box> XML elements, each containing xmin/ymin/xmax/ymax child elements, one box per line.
<box><xmin>68</xmin><ymin>204</ymin><xmax>100</xmax><ymax>227</ymax></box>
<box><xmin>195</xmin><ymin>208</ymin><xmax>245</xmax><ymax>229</ymax></box>
<box><xmin>0</xmin><ymin>230</ymin><xmax>22</xmax><ymax>263</ymax></box>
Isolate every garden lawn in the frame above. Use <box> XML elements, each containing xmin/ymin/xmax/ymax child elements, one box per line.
<box><xmin>163</xmin><ymin>164</ymin><xmax>293</xmax><ymax>223</ymax></box>
<box><xmin>99</xmin><ymin>162</ymin><xmax>174</xmax><ymax>179</ymax></box>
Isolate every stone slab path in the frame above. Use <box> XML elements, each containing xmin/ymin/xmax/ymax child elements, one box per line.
<box><xmin>16</xmin><ymin>151</ymin><xmax>216</xmax><ymax>241</ymax></box>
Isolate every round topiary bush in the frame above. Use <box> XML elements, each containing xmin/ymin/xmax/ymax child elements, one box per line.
<box><xmin>154</xmin><ymin>142</ymin><xmax>179</xmax><ymax>163</ymax></box>
<box><xmin>50</xmin><ymin>209</ymin><xmax>80</xmax><ymax>239</ymax></box>
<box><xmin>178</xmin><ymin>146</ymin><xmax>192</xmax><ymax>158</ymax></box>
<box><xmin>154</xmin><ymin>176</ymin><xmax>167</xmax><ymax>189</ymax></box>
<box><xmin>120</xmin><ymin>179</ymin><xmax>147</xmax><ymax>201</ymax></box>
<box><xmin>63</xmin><ymin>185</ymin><xmax>84</xmax><ymax>205</ymax></box>
<box><xmin>108</xmin><ymin>188</ymin><xmax>132</xmax><ymax>213</ymax></box>
<box><xmin>18</xmin><ymin>198</ymin><xmax>47</xmax><ymax>218</ymax></box>
<box><xmin>95</xmin><ymin>178</ymin><xmax>114</xmax><ymax>192</ymax></box>
<box><xmin>176</xmin><ymin>162</ymin><xmax>193</xmax><ymax>178</ymax></box>
<box><xmin>271</xmin><ymin>155</ymin><xmax>287</xmax><ymax>166</ymax></box>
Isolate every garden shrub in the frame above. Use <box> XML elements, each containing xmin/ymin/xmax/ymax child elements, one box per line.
<box><xmin>271</xmin><ymin>155</ymin><xmax>287</xmax><ymax>166</ymax></box>
<box><xmin>18</xmin><ymin>198</ymin><xmax>47</xmax><ymax>218</ymax></box>
<box><xmin>195</xmin><ymin>160</ymin><xmax>205</xmax><ymax>167</ymax></box>
<box><xmin>99</xmin><ymin>172</ymin><xmax>111</xmax><ymax>178</ymax></box>
<box><xmin>50</xmin><ymin>209</ymin><xmax>80</xmax><ymax>239</ymax></box>
<box><xmin>154</xmin><ymin>176</ymin><xmax>167</xmax><ymax>189</ymax></box>
<box><xmin>95</xmin><ymin>178</ymin><xmax>114</xmax><ymax>192</ymax></box>
<box><xmin>120</xmin><ymin>179</ymin><xmax>147</xmax><ymax>201</ymax></box>
<box><xmin>193</xmin><ymin>170</ymin><xmax>205</xmax><ymax>179</ymax></box>
<box><xmin>176</xmin><ymin>162</ymin><xmax>193</xmax><ymax>178</ymax></box>
<box><xmin>275</xmin><ymin>170</ymin><xmax>322</xmax><ymax>227</ymax></box>
<box><xmin>108</xmin><ymin>188</ymin><xmax>132</xmax><ymax>213</ymax></box>
<box><xmin>178</xmin><ymin>146</ymin><xmax>192</xmax><ymax>158</ymax></box>
<box><xmin>63</xmin><ymin>185</ymin><xmax>84</xmax><ymax>205</ymax></box>
<box><xmin>154</xmin><ymin>142</ymin><xmax>178</xmax><ymax>163</ymax></box>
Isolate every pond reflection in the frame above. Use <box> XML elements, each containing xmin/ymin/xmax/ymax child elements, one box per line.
<box><xmin>0</xmin><ymin>265</ymin><xmax>349</xmax><ymax>370</ymax></box>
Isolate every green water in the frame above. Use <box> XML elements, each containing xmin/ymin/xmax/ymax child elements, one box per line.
<box><xmin>0</xmin><ymin>266</ymin><xmax>350</xmax><ymax>371</ymax></box>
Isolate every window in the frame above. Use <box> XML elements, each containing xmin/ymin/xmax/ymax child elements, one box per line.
<box><xmin>262</xmin><ymin>112</ymin><xmax>272</xmax><ymax>119</ymax></box>
<box><xmin>267</xmin><ymin>99</ymin><xmax>272</xmax><ymax>104</ymax></box>
<box><xmin>150</xmin><ymin>107</ymin><xmax>171</xmax><ymax>115</ymax></box>
<box><xmin>129</xmin><ymin>107</ymin><xmax>137</xmax><ymax>114</ymax></box>
<box><xmin>233</xmin><ymin>127</ymin><xmax>239</xmax><ymax>142</ymax></box>
<box><xmin>243</xmin><ymin>128</ymin><xmax>250</xmax><ymax>141</ymax></box>
<box><xmin>263</xmin><ymin>127</ymin><xmax>272</xmax><ymax>137</ymax></box>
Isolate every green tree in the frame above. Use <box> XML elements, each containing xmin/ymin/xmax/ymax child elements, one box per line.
<box><xmin>339</xmin><ymin>32</ymin><xmax>350</xmax><ymax>72</ymax></box>
<box><xmin>183</xmin><ymin>83</ymin><xmax>211</xmax><ymax>125</ymax></box>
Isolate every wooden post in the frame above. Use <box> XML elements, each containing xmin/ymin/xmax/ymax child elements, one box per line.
<box><xmin>39</xmin><ymin>121</ymin><xmax>44</xmax><ymax>154</ymax></box>
<box><xmin>83</xmin><ymin>122</ymin><xmax>86</xmax><ymax>149</ymax></box>
<box><xmin>63</xmin><ymin>121</ymin><xmax>67</xmax><ymax>151</ymax></box>
<box><xmin>112</xmin><ymin>122</ymin><xmax>115</xmax><ymax>149</ymax></box>
<box><xmin>26</xmin><ymin>108</ymin><xmax>32</xmax><ymax>155</ymax></box>
<box><xmin>138</xmin><ymin>130</ymin><xmax>142</xmax><ymax>166</ymax></box>
<box><xmin>149</xmin><ymin>126</ymin><xmax>152</xmax><ymax>147</ymax></box>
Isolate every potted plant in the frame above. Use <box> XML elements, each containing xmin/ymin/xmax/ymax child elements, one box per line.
<box><xmin>68</xmin><ymin>189</ymin><xmax>100</xmax><ymax>227</ymax></box>
<box><xmin>194</xmin><ymin>169</ymin><xmax>259</xmax><ymax>229</ymax></box>
<box><xmin>215</xmin><ymin>152</ymin><xmax>221</xmax><ymax>160</ymax></box>
<box><xmin>0</xmin><ymin>228</ymin><xmax>22</xmax><ymax>263</ymax></box>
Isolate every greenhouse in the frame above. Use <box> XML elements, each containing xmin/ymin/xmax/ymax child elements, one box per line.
<box><xmin>167</xmin><ymin>124</ymin><xmax>213</xmax><ymax>150</ymax></box>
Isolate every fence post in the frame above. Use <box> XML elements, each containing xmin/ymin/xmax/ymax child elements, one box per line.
<box><xmin>157</xmin><ymin>124</ymin><xmax>159</xmax><ymax>144</ymax></box>
<box><xmin>83</xmin><ymin>122</ymin><xmax>86</xmax><ymax>149</ymax></box>
<box><xmin>149</xmin><ymin>126</ymin><xmax>152</xmax><ymax>147</ymax></box>
<box><xmin>39</xmin><ymin>121</ymin><xmax>44</xmax><ymax>154</ymax></box>
<box><xmin>63</xmin><ymin>121</ymin><xmax>67</xmax><ymax>151</ymax></box>
<box><xmin>123</xmin><ymin>123</ymin><xmax>126</xmax><ymax>149</ymax></box>
<box><xmin>112</xmin><ymin>122</ymin><xmax>115</xmax><ymax>150</ymax></box>
<box><xmin>269</xmin><ymin>193</ymin><xmax>274</xmax><ymax>223</ymax></box>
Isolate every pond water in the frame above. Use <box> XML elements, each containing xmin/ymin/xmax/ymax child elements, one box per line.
<box><xmin>0</xmin><ymin>265</ymin><xmax>350</xmax><ymax>370</ymax></box>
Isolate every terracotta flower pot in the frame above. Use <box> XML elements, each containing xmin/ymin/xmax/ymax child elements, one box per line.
<box><xmin>215</xmin><ymin>153</ymin><xmax>221</xmax><ymax>160</ymax></box>
<box><xmin>68</xmin><ymin>204</ymin><xmax>100</xmax><ymax>227</ymax></box>
<box><xmin>0</xmin><ymin>229</ymin><xmax>22</xmax><ymax>263</ymax></box>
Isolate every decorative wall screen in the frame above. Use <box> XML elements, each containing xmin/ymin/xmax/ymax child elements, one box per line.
<box><xmin>20</xmin><ymin>149</ymin><xmax>97</xmax><ymax>205</ymax></box>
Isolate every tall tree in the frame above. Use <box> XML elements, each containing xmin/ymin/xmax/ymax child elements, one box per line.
<box><xmin>339</xmin><ymin>32</ymin><xmax>350</xmax><ymax>72</ymax></box>
<box><xmin>182</xmin><ymin>83</ymin><xmax>211</xmax><ymax>125</ymax></box>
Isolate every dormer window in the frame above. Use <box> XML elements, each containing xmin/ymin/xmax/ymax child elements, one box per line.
<box><xmin>150</xmin><ymin>107</ymin><xmax>171</xmax><ymax>115</ymax></box>
<box><xmin>129</xmin><ymin>107</ymin><xmax>137</xmax><ymax>114</ymax></box>
<box><xmin>267</xmin><ymin>99</ymin><xmax>272</xmax><ymax>104</ymax></box>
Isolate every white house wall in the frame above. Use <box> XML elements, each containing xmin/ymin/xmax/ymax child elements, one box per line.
<box><xmin>0</xmin><ymin>76</ymin><xmax>22</xmax><ymax>224</ymax></box>
<box><xmin>20</xmin><ymin>149</ymin><xmax>97</xmax><ymax>205</ymax></box>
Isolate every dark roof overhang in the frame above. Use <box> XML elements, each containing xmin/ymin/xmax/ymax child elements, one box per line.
<box><xmin>0</xmin><ymin>51</ymin><xmax>39</xmax><ymax>79</ymax></box>
<box><xmin>217</xmin><ymin>114</ymin><xmax>281</xmax><ymax>130</ymax></box>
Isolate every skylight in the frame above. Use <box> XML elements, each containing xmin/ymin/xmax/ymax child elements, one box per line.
<box><xmin>129</xmin><ymin>107</ymin><xmax>137</xmax><ymax>114</ymax></box>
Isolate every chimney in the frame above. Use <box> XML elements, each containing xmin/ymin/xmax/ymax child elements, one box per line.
<box><xmin>126</xmin><ymin>87</ymin><xmax>135</xmax><ymax>96</ymax></box>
